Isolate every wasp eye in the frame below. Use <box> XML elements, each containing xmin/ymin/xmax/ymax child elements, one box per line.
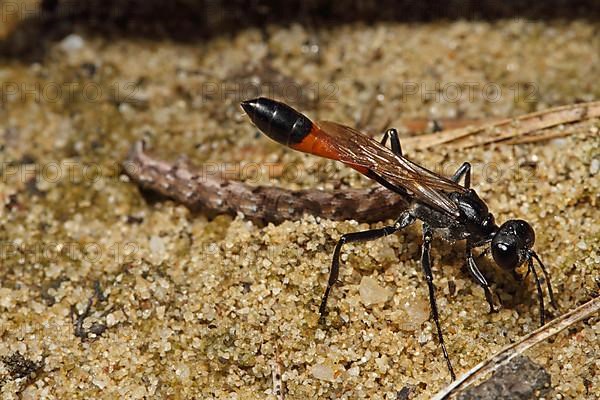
<box><xmin>513</xmin><ymin>219</ymin><xmax>535</xmax><ymax>248</ymax></box>
<box><xmin>492</xmin><ymin>241</ymin><xmax>520</xmax><ymax>270</ymax></box>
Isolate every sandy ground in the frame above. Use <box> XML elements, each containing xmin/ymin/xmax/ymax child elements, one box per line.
<box><xmin>0</xmin><ymin>6</ymin><xmax>599</xmax><ymax>400</ymax></box>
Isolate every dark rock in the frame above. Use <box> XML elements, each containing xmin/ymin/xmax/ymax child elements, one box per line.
<box><xmin>456</xmin><ymin>355</ymin><xmax>551</xmax><ymax>400</ymax></box>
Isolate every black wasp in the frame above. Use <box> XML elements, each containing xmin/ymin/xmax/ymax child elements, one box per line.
<box><xmin>241</xmin><ymin>97</ymin><xmax>558</xmax><ymax>380</ymax></box>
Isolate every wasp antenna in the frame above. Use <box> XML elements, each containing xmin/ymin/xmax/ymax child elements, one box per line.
<box><xmin>528</xmin><ymin>257</ymin><xmax>546</xmax><ymax>326</ymax></box>
<box><xmin>531</xmin><ymin>251</ymin><xmax>559</xmax><ymax>310</ymax></box>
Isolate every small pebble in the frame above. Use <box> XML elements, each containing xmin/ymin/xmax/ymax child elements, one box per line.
<box><xmin>311</xmin><ymin>363</ymin><xmax>335</xmax><ymax>382</ymax></box>
<box><xmin>590</xmin><ymin>158</ymin><xmax>599</xmax><ymax>175</ymax></box>
<box><xmin>60</xmin><ymin>34</ymin><xmax>85</xmax><ymax>53</ymax></box>
<box><xmin>359</xmin><ymin>276</ymin><xmax>392</xmax><ymax>306</ymax></box>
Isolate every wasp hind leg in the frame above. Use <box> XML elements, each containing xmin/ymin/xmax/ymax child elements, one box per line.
<box><xmin>421</xmin><ymin>224</ymin><xmax>456</xmax><ymax>381</ymax></box>
<box><xmin>380</xmin><ymin>128</ymin><xmax>403</xmax><ymax>156</ymax></box>
<box><xmin>319</xmin><ymin>211</ymin><xmax>414</xmax><ymax>319</ymax></box>
<box><xmin>451</xmin><ymin>162</ymin><xmax>471</xmax><ymax>188</ymax></box>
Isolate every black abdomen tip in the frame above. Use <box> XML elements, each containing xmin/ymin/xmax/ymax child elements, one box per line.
<box><xmin>241</xmin><ymin>97</ymin><xmax>312</xmax><ymax>146</ymax></box>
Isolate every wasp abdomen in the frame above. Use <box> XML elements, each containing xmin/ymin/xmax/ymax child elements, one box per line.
<box><xmin>241</xmin><ymin>97</ymin><xmax>312</xmax><ymax>146</ymax></box>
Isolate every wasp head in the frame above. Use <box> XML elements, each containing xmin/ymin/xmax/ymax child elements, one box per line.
<box><xmin>491</xmin><ymin>219</ymin><xmax>535</xmax><ymax>270</ymax></box>
<box><xmin>491</xmin><ymin>219</ymin><xmax>558</xmax><ymax>325</ymax></box>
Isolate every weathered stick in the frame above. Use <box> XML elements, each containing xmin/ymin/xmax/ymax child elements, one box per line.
<box><xmin>403</xmin><ymin>101</ymin><xmax>600</xmax><ymax>150</ymax></box>
<box><xmin>122</xmin><ymin>141</ymin><xmax>407</xmax><ymax>224</ymax></box>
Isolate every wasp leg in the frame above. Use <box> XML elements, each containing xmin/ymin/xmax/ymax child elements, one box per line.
<box><xmin>380</xmin><ymin>128</ymin><xmax>403</xmax><ymax>156</ymax></box>
<box><xmin>319</xmin><ymin>212</ymin><xmax>414</xmax><ymax>318</ymax></box>
<box><xmin>380</xmin><ymin>131</ymin><xmax>389</xmax><ymax>145</ymax></box>
<box><xmin>531</xmin><ymin>252</ymin><xmax>559</xmax><ymax>310</ymax></box>
<box><xmin>528</xmin><ymin>258</ymin><xmax>546</xmax><ymax>326</ymax></box>
<box><xmin>421</xmin><ymin>224</ymin><xmax>456</xmax><ymax>381</ymax></box>
<box><xmin>451</xmin><ymin>162</ymin><xmax>471</xmax><ymax>188</ymax></box>
<box><xmin>466</xmin><ymin>246</ymin><xmax>497</xmax><ymax>313</ymax></box>
<box><xmin>432</xmin><ymin>119</ymin><xmax>444</xmax><ymax>132</ymax></box>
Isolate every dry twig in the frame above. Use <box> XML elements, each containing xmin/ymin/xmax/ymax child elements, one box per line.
<box><xmin>403</xmin><ymin>101</ymin><xmax>600</xmax><ymax>150</ymax></box>
<box><xmin>272</xmin><ymin>344</ymin><xmax>285</xmax><ymax>400</ymax></box>
<box><xmin>123</xmin><ymin>141</ymin><xmax>407</xmax><ymax>224</ymax></box>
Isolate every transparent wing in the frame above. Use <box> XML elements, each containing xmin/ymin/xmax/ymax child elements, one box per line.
<box><xmin>316</xmin><ymin>120</ymin><xmax>467</xmax><ymax>216</ymax></box>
